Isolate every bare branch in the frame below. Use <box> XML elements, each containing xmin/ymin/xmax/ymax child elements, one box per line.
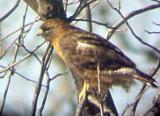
<box><xmin>106</xmin><ymin>1</ymin><xmax>160</xmax><ymax>40</ymax></box>
<box><xmin>68</xmin><ymin>0</ymin><xmax>97</xmax><ymax>21</ymax></box>
<box><xmin>0</xmin><ymin>5</ymin><xmax>28</xmax><ymax>114</ymax></box>
<box><xmin>74</xmin><ymin>18</ymin><xmax>112</xmax><ymax>28</ymax></box>
<box><xmin>0</xmin><ymin>0</ymin><xmax>21</xmax><ymax>22</ymax></box>
<box><xmin>30</xmin><ymin>43</ymin><xmax>53</xmax><ymax>116</ymax></box>
<box><xmin>38</xmin><ymin>72</ymin><xmax>68</xmax><ymax>115</ymax></box>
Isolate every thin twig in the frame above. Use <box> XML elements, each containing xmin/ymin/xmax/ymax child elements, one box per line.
<box><xmin>1</xmin><ymin>19</ymin><xmax>39</xmax><ymax>41</ymax></box>
<box><xmin>123</xmin><ymin>60</ymin><xmax>160</xmax><ymax>115</ymax></box>
<box><xmin>68</xmin><ymin>0</ymin><xmax>97</xmax><ymax>21</ymax></box>
<box><xmin>145</xmin><ymin>30</ymin><xmax>160</xmax><ymax>35</ymax></box>
<box><xmin>107</xmin><ymin>1</ymin><xmax>160</xmax><ymax>115</ymax></box>
<box><xmin>74</xmin><ymin>18</ymin><xmax>112</xmax><ymax>28</ymax></box>
<box><xmin>86</xmin><ymin>3</ymin><xmax>92</xmax><ymax>32</ymax></box>
<box><xmin>30</xmin><ymin>43</ymin><xmax>53</xmax><ymax>116</ymax></box>
<box><xmin>0</xmin><ymin>0</ymin><xmax>21</xmax><ymax>22</ymax></box>
<box><xmin>144</xmin><ymin>92</ymin><xmax>160</xmax><ymax>115</ymax></box>
<box><xmin>153</xmin><ymin>22</ymin><xmax>160</xmax><ymax>26</ymax></box>
<box><xmin>107</xmin><ymin>0</ymin><xmax>160</xmax><ymax>68</ymax></box>
<box><xmin>0</xmin><ymin>41</ymin><xmax>46</xmax><ymax>73</ymax></box>
<box><xmin>0</xmin><ymin>5</ymin><xmax>28</xmax><ymax>114</ymax></box>
<box><xmin>38</xmin><ymin>72</ymin><xmax>68</xmax><ymax>115</ymax></box>
<box><xmin>106</xmin><ymin>1</ymin><xmax>160</xmax><ymax>40</ymax></box>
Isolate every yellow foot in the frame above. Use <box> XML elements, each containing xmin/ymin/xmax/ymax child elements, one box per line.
<box><xmin>78</xmin><ymin>81</ymin><xmax>89</xmax><ymax>103</ymax></box>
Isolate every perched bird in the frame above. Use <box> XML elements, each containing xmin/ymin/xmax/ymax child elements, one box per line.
<box><xmin>38</xmin><ymin>18</ymin><xmax>157</xmax><ymax>102</ymax></box>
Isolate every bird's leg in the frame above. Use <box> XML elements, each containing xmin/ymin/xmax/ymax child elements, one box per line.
<box><xmin>78</xmin><ymin>81</ymin><xmax>89</xmax><ymax>103</ymax></box>
<box><xmin>75</xmin><ymin>81</ymin><xmax>89</xmax><ymax>116</ymax></box>
<box><xmin>75</xmin><ymin>88</ymin><xmax>87</xmax><ymax>116</ymax></box>
<box><xmin>97</xmin><ymin>63</ymin><xmax>105</xmax><ymax>116</ymax></box>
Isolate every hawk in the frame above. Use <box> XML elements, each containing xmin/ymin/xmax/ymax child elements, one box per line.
<box><xmin>38</xmin><ymin>18</ymin><xmax>157</xmax><ymax>106</ymax></box>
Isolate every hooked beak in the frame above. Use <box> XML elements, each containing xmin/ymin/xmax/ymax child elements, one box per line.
<box><xmin>37</xmin><ymin>28</ymin><xmax>43</xmax><ymax>36</ymax></box>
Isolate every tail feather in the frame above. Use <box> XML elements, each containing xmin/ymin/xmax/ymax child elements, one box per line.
<box><xmin>135</xmin><ymin>68</ymin><xmax>158</xmax><ymax>88</ymax></box>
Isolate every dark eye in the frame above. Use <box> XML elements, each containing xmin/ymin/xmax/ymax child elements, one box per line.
<box><xmin>43</xmin><ymin>26</ymin><xmax>50</xmax><ymax>32</ymax></box>
<box><xmin>41</xmin><ymin>26</ymin><xmax>52</xmax><ymax>35</ymax></box>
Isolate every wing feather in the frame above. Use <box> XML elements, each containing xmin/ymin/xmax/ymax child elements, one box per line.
<box><xmin>74</xmin><ymin>35</ymin><xmax>136</xmax><ymax>70</ymax></box>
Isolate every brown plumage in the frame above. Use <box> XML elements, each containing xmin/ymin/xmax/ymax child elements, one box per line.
<box><xmin>38</xmin><ymin>18</ymin><xmax>157</xmax><ymax>99</ymax></box>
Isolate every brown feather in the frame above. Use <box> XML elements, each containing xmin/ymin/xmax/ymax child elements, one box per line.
<box><xmin>39</xmin><ymin>18</ymin><xmax>157</xmax><ymax>97</ymax></box>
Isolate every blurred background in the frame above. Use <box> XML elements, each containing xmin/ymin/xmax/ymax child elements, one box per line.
<box><xmin>0</xmin><ymin>0</ymin><xmax>160</xmax><ymax>115</ymax></box>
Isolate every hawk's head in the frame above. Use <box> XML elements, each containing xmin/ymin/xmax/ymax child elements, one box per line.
<box><xmin>37</xmin><ymin>19</ymin><xmax>69</xmax><ymax>41</ymax></box>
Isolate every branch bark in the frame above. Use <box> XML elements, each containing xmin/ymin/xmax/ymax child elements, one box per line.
<box><xmin>24</xmin><ymin>0</ymin><xmax>66</xmax><ymax>20</ymax></box>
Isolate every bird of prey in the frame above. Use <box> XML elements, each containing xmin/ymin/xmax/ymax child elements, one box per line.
<box><xmin>38</xmin><ymin>18</ymin><xmax>157</xmax><ymax>107</ymax></box>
